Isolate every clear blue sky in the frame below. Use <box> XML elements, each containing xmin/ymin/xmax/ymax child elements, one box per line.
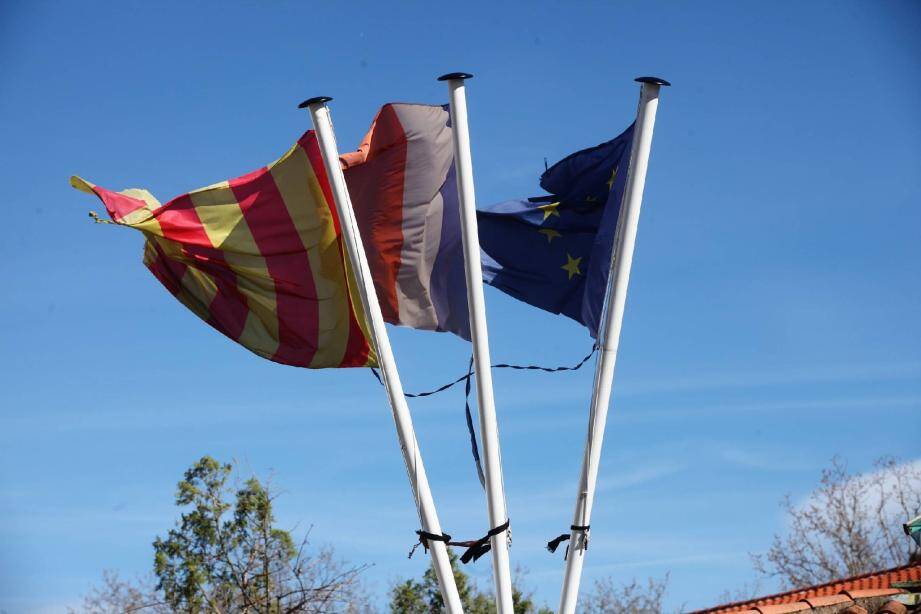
<box><xmin>1</xmin><ymin>1</ymin><xmax>919</xmax><ymax>612</ymax></box>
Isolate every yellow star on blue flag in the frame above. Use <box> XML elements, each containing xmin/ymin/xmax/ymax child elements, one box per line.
<box><xmin>561</xmin><ymin>253</ymin><xmax>582</xmax><ymax>279</ymax></box>
<box><xmin>537</xmin><ymin>201</ymin><xmax>560</xmax><ymax>220</ymax></box>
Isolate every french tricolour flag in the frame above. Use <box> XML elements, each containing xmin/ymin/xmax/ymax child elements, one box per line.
<box><xmin>343</xmin><ymin>103</ymin><xmax>471</xmax><ymax>340</ymax></box>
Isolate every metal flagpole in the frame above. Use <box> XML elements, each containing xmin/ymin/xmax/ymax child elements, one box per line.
<box><xmin>439</xmin><ymin>72</ymin><xmax>514</xmax><ymax>614</ymax></box>
<box><xmin>557</xmin><ymin>76</ymin><xmax>669</xmax><ymax>614</ymax></box>
<box><xmin>302</xmin><ymin>96</ymin><xmax>465</xmax><ymax>614</ymax></box>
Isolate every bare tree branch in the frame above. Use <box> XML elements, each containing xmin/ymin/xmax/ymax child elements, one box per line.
<box><xmin>753</xmin><ymin>456</ymin><xmax>921</xmax><ymax>588</ymax></box>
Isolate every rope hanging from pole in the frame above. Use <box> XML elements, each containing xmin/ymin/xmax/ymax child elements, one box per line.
<box><xmin>374</xmin><ymin>347</ymin><xmax>597</xmax><ymax>563</ymax></box>
<box><xmin>370</xmin><ymin>344</ymin><xmax>597</xmax><ymax>399</ymax></box>
<box><xmin>462</xmin><ymin>356</ymin><xmax>486</xmax><ymax>488</ymax></box>
<box><xmin>370</xmin><ymin>345</ymin><xmax>597</xmax><ymax>489</ymax></box>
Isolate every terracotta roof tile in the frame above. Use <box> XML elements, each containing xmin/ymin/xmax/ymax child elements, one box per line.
<box><xmin>692</xmin><ymin>563</ymin><xmax>921</xmax><ymax>613</ymax></box>
<box><xmin>840</xmin><ymin>588</ymin><xmax>901</xmax><ymax>599</ymax></box>
<box><xmin>878</xmin><ymin>600</ymin><xmax>908</xmax><ymax>614</ymax></box>
<box><xmin>754</xmin><ymin>603</ymin><xmax>812</xmax><ymax>613</ymax></box>
<box><xmin>801</xmin><ymin>595</ymin><xmax>851</xmax><ymax>608</ymax></box>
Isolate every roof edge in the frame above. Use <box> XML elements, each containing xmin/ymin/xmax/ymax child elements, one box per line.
<box><xmin>690</xmin><ymin>563</ymin><xmax>921</xmax><ymax>613</ymax></box>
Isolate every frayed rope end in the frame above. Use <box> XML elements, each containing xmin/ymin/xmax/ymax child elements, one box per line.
<box><xmin>88</xmin><ymin>211</ymin><xmax>112</xmax><ymax>224</ymax></box>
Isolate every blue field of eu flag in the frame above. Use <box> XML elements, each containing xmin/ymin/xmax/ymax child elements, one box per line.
<box><xmin>478</xmin><ymin>123</ymin><xmax>635</xmax><ymax>338</ymax></box>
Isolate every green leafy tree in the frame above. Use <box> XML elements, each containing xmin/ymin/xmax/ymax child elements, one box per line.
<box><xmin>389</xmin><ymin>552</ymin><xmax>676</xmax><ymax>613</ymax></box>
<box><xmin>78</xmin><ymin>456</ymin><xmax>370</xmax><ymax>613</ymax></box>
<box><xmin>389</xmin><ymin>550</ymin><xmax>551</xmax><ymax>614</ymax></box>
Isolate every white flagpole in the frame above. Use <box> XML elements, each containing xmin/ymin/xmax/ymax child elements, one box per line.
<box><xmin>302</xmin><ymin>96</ymin><xmax>465</xmax><ymax>614</ymax></box>
<box><xmin>558</xmin><ymin>76</ymin><xmax>669</xmax><ymax>614</ymax></box>
<box><xmin>439</xmin><ymin>72</ymin><xmax>514</xmax><ymax>614</ymax></box>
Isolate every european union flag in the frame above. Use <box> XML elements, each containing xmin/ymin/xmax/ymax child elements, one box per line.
<box><xmin>478</xmin><ymin>123</ymin><xmax>634</xmax><ymax>338</ymax></box>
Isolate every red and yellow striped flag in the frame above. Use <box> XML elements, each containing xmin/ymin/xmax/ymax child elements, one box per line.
<box><xmin>72</xmin><ymin>131</ymin><xmax>376</xmax><ymax>368</ymax></box>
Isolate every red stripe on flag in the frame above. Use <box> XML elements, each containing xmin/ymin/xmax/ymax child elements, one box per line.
<box><xmin>90</xmin><ymin>185</ymin><xmax>151</xmax><ymax>223</ymax></box>
<box><xmin>230</xmin><ymin>168</ymin><xmax>319</xmax><ymax>367</ymax></box>
<box><xmin>148</xmin><ymin>239</ymin><xmax>245</xmax><ymax>342</ymax></box>
<box><xmin>300</xmin><ymin>131</ymin><xmax>341</xmax><ymax>234</ymax></box>
<box><xmin>338</xmin><ymin>290</ymin><xmax>372</xmax><ymax>367</ymax></box>
<box><xmin>342</xmin><ymin>104</ymin><xmax>407</xmax><ymax>324</ymax></box>
<box><xmin>146</xmin><ymin>241</ymin><xmax>186</xmax><ymax>297</ymax></box>
<box><xmin>299</xmin><ymin>132</ymin><xmax>372</xmax><ymax>366</ymax></box>
<box><xmin>152</xmin><ymin>194</ymin><xmax>214</xmax><ymax>246</ymax></box>
<box><xmin>194</xmin><ymin>251</ymin><xmax>249</xmax><ymax>341</ymax></box>
<box><xmin>155</xmin><ymin>194</ymin><xmax>249</xmax><ymax>341</ymax></box>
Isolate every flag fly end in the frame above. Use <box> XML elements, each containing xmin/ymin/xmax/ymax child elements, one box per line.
<box><xmin>70</xmin><ymin>176</ymin><xmax>93</xmax><ymax>193</ymax></box>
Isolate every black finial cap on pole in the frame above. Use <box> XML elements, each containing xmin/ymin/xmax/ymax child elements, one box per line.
<box><xmin>437</xmin><ymin>72</ymin><xmax>474</xmax><ymax>81</ymax></box>
<box><xmin>635</xmin><ymin>76</ymin><xmax>671</xmax><ymax>86</ymax></box>
<box><xmin>297</xmin><ymin>96</ymin><xmax>333</xmax><ymax>109</ymax></box>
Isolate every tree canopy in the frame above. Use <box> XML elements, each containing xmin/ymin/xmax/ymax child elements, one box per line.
<box><xmin>389</xmin><ymin>549</ymin><xmax>551</xmax><ymax>614</ymax></box>
<box><xmin>76</xmin><ymin>456</ymin><xmax>369</xmax><ymax>614</ymax></box>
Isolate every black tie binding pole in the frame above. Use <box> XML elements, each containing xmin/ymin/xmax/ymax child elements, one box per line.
<box><xmin>410</xmin><ymin>520</ymin><xmax>511</xmax><ymax>564</ymax></box>
<box><xmin>409</xmin><ymin>529</ymin><xmax>453</xmax><ymax>558</ymax></box>
<box><xmin>455</xmin><ymin>519</ymin><xmax>511</xmax><ymax>564</ymax></box>
<box><xmin>547</xmin><ymin>524</ymin><xmax>591</xmax><ymax>560</ymax></box>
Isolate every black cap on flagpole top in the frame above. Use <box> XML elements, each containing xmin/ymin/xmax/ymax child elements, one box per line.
<box><xmin>437</xmin><ymin>72</ymin><xmax>474</xmax><ymax>81</ymax></box>
<box><xmin>635</xmin><ymin>76</ymin><xmax>671</xmax><ymax>86</ymax></box>
<box><xmin>297</xmin><ymin>96</ymin><xmax>333</xmax><ymax>109</ymax></box>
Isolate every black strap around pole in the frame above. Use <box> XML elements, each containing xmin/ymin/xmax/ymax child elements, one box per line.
<box><xmin>547</xmin><ymin>524</ymin><xmax>590</xmax><ymax>559</ymax></box>
<box><xmin>408</xmin><ymin>529</ymin><xmax>452</xmax><ymax>558</ymax></box>
<box><xmin>410</xmin><ymin>520</ymin><xmax>511</xmax><ymax>564</ymax></box>
<box><xmin>455</xmin><ymin>519</ymin><xmax>511</xmax><ymax>564</ymax></box>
